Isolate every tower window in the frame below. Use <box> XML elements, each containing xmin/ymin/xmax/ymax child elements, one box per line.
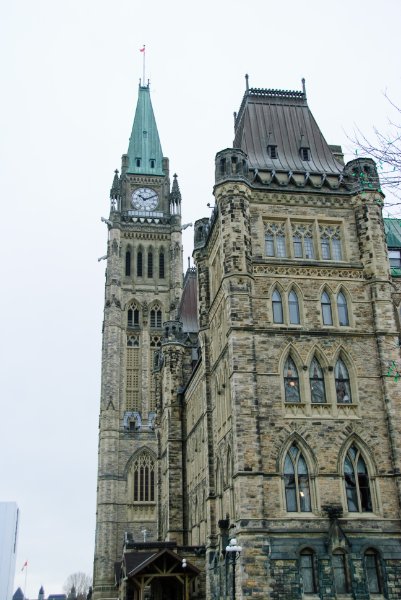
<box><xmin>150</xmin><ymin>306</ymin><xmax>162</xmax><ymax>329</ymax></box>
<box><xmin>125</xmin><ymin>250</ymin><xmax>131</xmax><ymax>277</ymax></box>
<box><xmin>365</xmin><ymin>549</ymin><xmax>382</xmax><ymax>594</ymax></box>
<box><xmin>137</xmin><ymin>251</ymin><xmax>143</xmax><ymax>277</ymax></box>
<box><xmin>127</xmin><ymin>306</ymin><xmax>139</xmax><ymax>328</ymax></box>
<box><xmin>300</xmin><ymin>549</ymin><xmax>318</xmax><ymax>594</ymax></box>
<box><xmin>344</xmin><ymin>445</ymin><xmax>372</xmax><ymax>512</ymax></box>
<box><xmin>150</xmin><ymin>159</ymin><xmax>155</xmax><ymax>168</ymax></box>
<box><xmin>267</xmin><ymin>145</ymin><xmax>278</xmax><ymax>159</ymax></box>
<box><xmin>283</xmin><ymin>443</ymin><xmax>311</xmax><ymax>512</ymax></box>
<box><xmin>284</xmin><ymin>357</ymin><xmax>300</xmax><ymax>403</ymax></box>
<box><xmin>147</xmin><ymin>251</ymin><xmax>153</xmax><ymax>278</ymax></box>
<box><xmin>300</xmin><ymin>147</ymin><xmax>310</xmax><ymax>161</ymax></box>
<box><xmin>272</xmin><ymin>289</ymin><xmax>284</xmax><ymax>324</ymax></box>
<box><xmin>321</xmin><ymin>291</ymin><xmax>333</xmax><ymax>325</ymax></box>
<box><xmin>309</xmin><ymin>357</ymin><xmax>326</xmax><ymax>404</ymax></box>
<box><xmin>132</xmin><ymin>453</ymin><xmax>155</xmax><ymax>502</ymax></box>
<box><xmin>159</xmin><ymin>251</ymin><xmax>165</xmax><ymax>279</ymax></box>
<box><xmin>136</xmin><ymin>158</ymin><xmax>141</xmax><ymax>167</ymax></box>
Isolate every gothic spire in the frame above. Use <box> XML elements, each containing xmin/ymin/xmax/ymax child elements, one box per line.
<box><xmin>126</xmin><ymin>84</ymin><xmax>164</xmax><ymax>176</ymax></box>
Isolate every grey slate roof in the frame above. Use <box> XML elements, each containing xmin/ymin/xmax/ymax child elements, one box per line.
<box><xmin>233</xmin><ymin>86</ymin><xmax>345</xmax><ymax>185</ymax></box>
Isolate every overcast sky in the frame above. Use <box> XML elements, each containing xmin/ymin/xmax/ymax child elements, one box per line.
<box><xmin>1</xmin><ymin>0</ymin><xmax>401</xmax><ymax>596</ymax></box>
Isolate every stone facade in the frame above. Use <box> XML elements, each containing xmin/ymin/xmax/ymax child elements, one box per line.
<box><xmin>94</xmin><ymin>81</ymin><xmax>401</xmax><ymax>599</ymax></box>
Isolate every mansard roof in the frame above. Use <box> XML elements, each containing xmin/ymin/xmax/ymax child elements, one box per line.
<box><xmin>233</xmin><ymin>82</ymin><xmax>345</xmax><ymax>189</ymax></box>
<box><xmin>126</xmin><ymin>84</ymin><xmax>164</xmax><ymax>176</ymax></box>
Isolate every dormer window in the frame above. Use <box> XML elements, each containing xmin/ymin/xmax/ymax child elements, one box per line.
<box><xmin>150</xmin><ymin>159</ymin><xmax>155</xmax><ymax>168</ymax></box>
<box><xmin>300</xmin><ymin>147</ymin><xmax>310</xmax><ymax>161</ymax></box>
<box><xmin>267</xmin><ymin>145</ymin><xmax>278</xmax><ymax>159</ymax></box>
<box><xmin>136</xmin><ymin>158</ymin><xmax>141</xmax><ymax>167</ymax></box>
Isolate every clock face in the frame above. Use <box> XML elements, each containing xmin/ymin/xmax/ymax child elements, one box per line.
<box><xmin>131</xmin><ymin>187</ymin><xmax>159</xmax><ymax>211</ymax></box>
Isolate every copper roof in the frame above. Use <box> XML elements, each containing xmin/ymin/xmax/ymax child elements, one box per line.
<box><xmin>233</xmin><ymin>86</ymin><xmax>344</xmax><ymax>180</ymax></box>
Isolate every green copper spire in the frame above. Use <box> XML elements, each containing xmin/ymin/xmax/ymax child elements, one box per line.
<box><xmin>126</xmin><ymin>84</ymin><xmax>164</xmax><ymax>175</ymax></box>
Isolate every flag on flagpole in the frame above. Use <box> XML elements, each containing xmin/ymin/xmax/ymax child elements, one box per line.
<box><xmin>21</xmin><ymin>561</ymin><xmax>28</xmax><ymax>571</ymax></box>
<box><xmin>140</xmin><ymin>45</ymin><xmax>145</xmax><ymax>53</ymax></box>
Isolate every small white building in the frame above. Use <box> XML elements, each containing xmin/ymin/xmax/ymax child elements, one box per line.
<box><xmin>0</xmin><ymin>502</ymin><xmax>19</xmax><ymax>600</ymax></box>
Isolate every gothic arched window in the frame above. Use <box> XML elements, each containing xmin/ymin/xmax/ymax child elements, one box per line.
<box><xmin>337</xmin><ymin>291</ymin><xmax>349</xmax><ymax>326</ymax></box>
<box><xmin>332</xmin><ymin>550</ymin><xmax>349</xmax><ymax>594</ymax></box>
<box><xmin>159</xmin><ymin>250</ymin><xmax>165</xmax><ymax>279</ymax></box>
<box><xmin>335</xmin><ymin>358</ymin><xmax>352</xmax><ymax>404</ymax></box>
<box><xmin>147</xmin><ymin>250</ymin><xmax>153</xmax><ymax>278</ymax></box>
<box><xmin>137</xmin><ymin>250</ymin><xmax>143</xmax><ymax>277</ymax></box>
<box><xmin>132</xmin><ymin>453</ymin><xmax>155</xmax><ymax>502</ymax></box>
<box><xmin>321</xmin><ymin>291</ymin><xmax>333</xmax><ymax>325</ymax></box>
<box><xmin>288</xmin><ymin>290</ymin><xmax>300</xmax><ymax>324</ymax></box>
<box><xmin>150</xmin><ymin>305</ymin><xmax>162</xmax><ymax>329</ymax></box>
<box><xmin>309</xmin><ymin>357</ymin><xmax>326</xmax><ymax>404</ymax></box>
<box><xmin>300</xmin><ymin>549</ymin><xmax>318</xmax><ymax>594</ymax></box>
<box><xmin>272</xmin><ymin>289</ymin><xmax>284</xmax><ymax>323</ymax></box>
<box><xmin>127</xmin><ymin>303</ymin><xmax>139</xmax><ymax>328</ymax></box>
<box><xmin>284</xmin><ymin>357</ymin><xmax>300</xmax><ymax>403</ymax></box>
<box><xmin>125</xmin><ymin>250</ymin><xmax>131</xmax><ymax>276</ymax></box>
<box><xmin>283</xmin><ymin>443</ymin><xmax>311</xmax><ymax>512</ymax></box>
<box><xmin>344</xmin><ymin>445</ymin><xmax>372</xmax><ymax>513</ymax></box>
<box><xmin>365</xmin><ymin>549</ymin><xmax>382</xmax><ymax>594</ymax></box>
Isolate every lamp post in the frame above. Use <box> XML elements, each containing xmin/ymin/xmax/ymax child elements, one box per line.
<box><xmin>225</xmin><ymin>538</ymin><xmax>242</xmax><ymax>600</ymax></box>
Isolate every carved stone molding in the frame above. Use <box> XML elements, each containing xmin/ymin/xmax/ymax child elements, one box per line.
<box><xmin>253</xmin><ymin>264</ymin><xmax>365</xmax><ymax>280</ymax></box>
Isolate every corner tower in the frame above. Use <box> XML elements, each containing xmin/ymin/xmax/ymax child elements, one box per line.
<box><xmin>93</xmin><ymin>84</ymin><xmax>183</xmax><ymax>599</ymax></box>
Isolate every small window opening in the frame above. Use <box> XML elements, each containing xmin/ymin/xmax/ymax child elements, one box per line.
<box><xmin>267</xmin><ymin>145</ymin><xmax>278</xmax><ymax>159</ymax></box>
<box><xmin>220</xmin><ymin>158</ymin><xmax>226</xmax><ymax>175</ymax></box>
<box><xmin>137</xmin><ymin>251</ymin><xmax>143</xmax><ymax>277</ymax></box>
<box><xmin>150</xmin><ymin>159</ymin><xmax>155</xmax><ymax>168</ymax></box>
<box><xmin>300</xmin><ymin>147</ymin><xmax>310</xmax><ymax>161</ymax></box>
<box><xmin>135</xmin><ymin>158</ymin><xmax>141</xmax><ymax>167</ymax></box>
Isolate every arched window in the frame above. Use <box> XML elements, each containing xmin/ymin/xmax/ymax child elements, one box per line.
<box><xmin>288</xmin><ymin>290</ymin><xmax>300</xmax><ymax>324</ymax></box>
<box><xmin>337</xmin><ymin>291</ymin><xmax>349</xmax><ymax>326</ymax></box>
<box><xmin>127</xmin><ymin>303</ymin><xmax>139</xmax><ymax>328</ymax></box>
<box><xmin>321</xmin><ymin>291</ymin><xmax>333</xmax><ymax>325</ymax></box>
<box><xmin>132</xmin><ymin>453</ymin><xmax>155</xmax><ymax>502</ymax></box>
<box><xmin>344</xmin><ymin>445</ymin><xmax>372</xmax><ymax>512</ymax></box>
<box><xmin>272</xmin><ymin>289</ymin><xmax>284</xmax><ymax>323</ymax></box>
<box><xmin>147</xmin><ymin>250</ymin><xmax>153</xmax><ymax>278</ymax></box>
<box><xmin>284</xmin><ymin>357</ymin><xmax>300</xmax><ymax>403</ymax></box>
<box><xmin>365</xmin><ymin>549</ymin><xmax>382</xmax><ymax>594</ymax></box>
<box><xmin>137</xmin><ymin>250</ymin><xmax>143</xmax><ymax>277</ymax></box>
<box><xmin>300</xmin><ymin>549</ymin><xmax>318</xmax><ymax>594</ymax></box>
<box><xmin>283</xmin><ymin>443</ymin><xmax>311</xmax><ymax>512</ymax></box>
<box><xmin>150</xmin><ymin>305</ymin><xmax>162</xmax><ymax>328</ymax></box>
<box><xmin>159</xmin><ymin>250</ymin><xmax>165</xmax><ymax>279</ymax></box>
<box><xmin>332</xmin><ymin>550</ymin><xmax>349</xmax><ymax>594</ymax></box>
<box><xmin>335</xmin><ymin>358</ymin><xmax>352</xmax><ymax>404</ymax></box>
<box><xmin>125</xmin><ymin>250</ymin><xmax>131</xmax><ymax>276</ymax></box>
<box><xmin>309</xmin><ymin>357</ymin><xmax>326</xmax><ymax>403</ymax></box>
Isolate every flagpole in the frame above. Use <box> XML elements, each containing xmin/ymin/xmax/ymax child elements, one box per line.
<box><xmin>141</xmin><ymin>45</ymin><xmax>146</xmax><ymax>85</ymax></box>
<box><xmin>23</xmin><ymin>564</ymin><xmax>28</xmax><ymax>599</ymax></box>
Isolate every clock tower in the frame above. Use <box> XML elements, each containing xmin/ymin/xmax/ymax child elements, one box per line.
<box><xmin>93</xmin><ymin>83</ymin><xmax>183</xmax><ymax>599</ymax></box>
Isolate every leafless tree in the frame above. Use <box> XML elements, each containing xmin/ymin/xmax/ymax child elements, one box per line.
<box><xmin>63</xmin><ymin>573</ymin><xmax>92</xmax><ymax>600</ymax></box>
<box><xmin>351</xmin><ymin>94</ymin><xmax>401</xmax><ymax>203</ymax></box>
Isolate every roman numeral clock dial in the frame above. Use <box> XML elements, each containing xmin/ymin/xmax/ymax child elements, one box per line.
<box><xmin>131</xmin><ymin>187</ymin><xmax>159</xmax><ymax>210</ymax></box>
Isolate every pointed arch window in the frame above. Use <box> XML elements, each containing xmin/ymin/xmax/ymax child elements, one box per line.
<box><xmin>332</xmin><ymin>550</ymin><xmax>349</xmax><ymax>594</ymax></box>
<box><xmin>127</xmin><ymin>304</ymin><xmax>140</xmax><ymax>328</ymax></box>
<box><xmin>132</xmin><ymin>453</ymin><xmax>155</xmax><ymax>503</ymax></box>
<box><xmin>310</xmin><ymin>358</ymin><xmax>326</xmax><ymax>404</ymax></box>
<box><xmin>265</xmin><ymin>223</ymin><xmax>287</xmax><ymax>257</ymax></box>
<box><xmin>335</xmin><ymin>358</ymin><xmax>352</xmax><ymax>404</ymax></box>
<box><xmin>321</xmin><ymin>291</ymin><xmax>333</xmax><ymax>325</ymax></box>
<box><xmin>147</xmin><ymin>250</ymin><xmax>153</xmax><ymax>278</ymax></box>
<box><xmin>365</xmin><ymin>549</ymin><xmax>382</xmax><ymax>594</ymax></box>
<box><xmin>272</xmin><ymin>289</ymin><xmax>284</xmax><ymax>323</ymax></box>
<box><xmin>125</xmin><ymin>250</ymin><xmax>131</xmax><ymax>277</ymax></box>
<box><xmin>159</xmin><ymin>250</ymin><xmax>165</xmax><ymax>279</ymax></box>
<box><xmin>337</xmin><ymin>292</ymin><xmax>349</xmax><ymax>326</ymax></box>
<box><xmin>344</xmin><ymin>445</ymin><xmax>372</xmax><ymax>512</ymax></box>
<box><xmin>284</xmin><ymin>357</ymin><xmax>300</xmax><ymax>403</ymax></box>
<box><xmin>300</xmin><ymin>549</ymin><xmax>318</xmax><ymax>594</ymax></box>
<box><xmin>288</xmin><ymin>290</ymin><xmax>300</xmax><ymax>324</ymax></box>
<box><xmin>283</xmin><ymin>444</ymin><xmax>311</xmax><ymax>512</ymax></box>
<box><xmin>150</xmin><ymin>305</ymin><xmax>162</xmax><ymax>329</ymax></box>
<box><xmin>137</xmin><ymin>251</ymin><xmax>143</xmax><ymax>277</ymax></box>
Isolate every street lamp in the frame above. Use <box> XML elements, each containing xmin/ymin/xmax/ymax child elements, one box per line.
<box><xmin>225</xmin><ymin>538</ymin><xmax>242</xmax><ymax>599</ymax></box>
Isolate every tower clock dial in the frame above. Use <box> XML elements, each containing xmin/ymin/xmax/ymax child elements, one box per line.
<box><xmin>131</xmin><ymin>187</ymin><xmax>159</xmax><ymax>211</ymax></box>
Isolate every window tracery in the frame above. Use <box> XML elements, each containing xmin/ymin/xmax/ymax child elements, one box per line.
<box><xmin>291</xmin><ymin>223</ymin><xmax>315</xmax><ymax>259</ymax></box>
<box><xmin>265</xmin><ymin>222</ymin><xmax>287</xmax><ymax>257</ymax></box>
<box><xmin>284</xmin><ymin>357</ymin><xmax>301</xmax><ymax>403</ymax></box>
<box><xmin>283</xmin><ymin>443</ymin><xmax>311</xmax><ymax>512</ymax></box>
<box><xmin>319</xmin><ymin>225</ymin><xmax>342</xmax><ymax>261</ymax></box>
<box><xmin>344</xmin><ymin>445</ymin><xmax>372</xmax><ymax>512</ymax></box>
<box><xmin>132</xmin><ymin>452</ymin><xmax>155</xmax><ymax>503</ymax></box>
